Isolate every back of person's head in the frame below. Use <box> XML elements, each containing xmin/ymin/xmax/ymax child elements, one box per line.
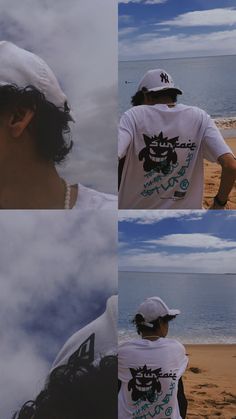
<box><xmin>12</xmin><ymin>355</ymin><xmax>117</xmax><ymax>419</ymax></box>
<box><xmin>131</xmin><ymin>68</ymin><xmax>182</xmax><ymax>106</ymax></box>
<box><xmin>133</xmin><ymin>312</ymin><xmax>176</xmax><ymax>335</ymax></box>
<box><xmin>131</xmin><ymin>87</ymin><xmax>178</xmax><ymax>107</ymax></box>
<box><xmin>0</xmin><ymin>85</ymin><xmax>73</xmax><ymax>163</ymax></box>
<box><xmin>133</xmin><ymin>296</ymin><xmax>180</xmax><ymax>335</ymax></box>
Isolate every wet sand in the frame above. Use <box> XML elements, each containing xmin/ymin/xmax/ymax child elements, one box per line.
<box><xmin>184</xmin><ymin>344</ymin><xmax>236</xmax><ymax>418</ymax></box>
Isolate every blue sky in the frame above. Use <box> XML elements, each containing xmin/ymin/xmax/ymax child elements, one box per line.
<box><xmin>119</xmin><ymin>211</ymin><xmax>236</xmax><ymax>273</ymax></box>
<box><xmin>119</xmin><ymin>0</ymin><xmax>236</xmax><ymax>60</ymax></box>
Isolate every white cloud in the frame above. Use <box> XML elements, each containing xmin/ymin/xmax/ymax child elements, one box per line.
<box><xmin>0</xmin><ymin>0</ymin><xmax>117</xmax><ymax>193</ymax></box>
<box><xmin>119</xmin><ymin>28</ymin><xmax>236</xmax><ymax>59</ymax></box>
<box><xmin>119</xmin><ymin>14</ymin><xmax>134</xmax><ymax>24</ymax></box>
<box><xmin>119</xmin><ymin>247</ymin><xmax>236</xmax><ymax>273</ymax></box>
<box><xmin>0</xmin><ymin>211</ymin><xmax>117</xmax><ymax>417</ymax></box>
<box><xmin>144</xmin><ymin>234</ymin><xmax>236</xmax><ymax>249</ymax></box>
<box><xmin>159</xmin><ymin>8</ymin><xmax>236</xmax><ymax>27</ymax></box>
<box><xmin>119</xmin><ymin>210</ymin><xmax>204</xmax><ymax>224</ymax></box>
<box><xmin>119</xmin><ymin>0</ymin><xmax>167</xmax><ymax>3</ymax></box>
<box><xmin>119</xmin><ymin>27</ymin><xmax>138</xmax><ymax>37</ymax></box>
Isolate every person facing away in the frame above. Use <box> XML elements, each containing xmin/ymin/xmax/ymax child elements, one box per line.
<box><xmin>13</xmin><ymin>296</ymin><xmax>118</xmax><ymax>419</ymax></box>
<box><xmin>118</xmin><ymin>296</ymin><xmax>188</xmax><ymax>419</ymax></box>
<box><xmin>0</xmin><ymin>41</ymin><xmax>116</xmax><ymax>209</ymax></box>
<box><xmin>118</xmin><ymin>68</ymin><xmax>236</xmax><ymax>209</ymax></box>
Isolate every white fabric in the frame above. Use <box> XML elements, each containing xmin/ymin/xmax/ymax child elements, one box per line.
<box><xmin>118</xmin><ymin>104</ymin><xmax>232</xmax><ymax>209</ymax></box>
<box><xmin>138</xmin><ymin>297</ymin><xmax>180</xmax><ymax>322</ymax></box>
<box><xmin>0</xmin><ymin>41</ymin><xmax>73</xmax><ymax>117</ymax></box>
<box><xmin>118</xmin><ymin>338</ymin><xmax>188</xmax><ymax>419</ymax></box>
<box><xmin>138</xmin><ymin>69</ymin><xmax>182</xmax><ymax>94</ymax></box>
<box><xmin>52</xmin><ymin>295</ymin><xmax>117</xmax><ymax>370</ymax></box>
<box><xmin>73</xmin><ymin>183</ymin><xmax>117</xmax><ymax>210</ymax></box>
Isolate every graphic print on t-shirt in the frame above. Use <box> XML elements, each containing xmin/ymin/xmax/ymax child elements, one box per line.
<box><xmin>139</xmin><ymin>132</ymin><xmax>178</xmax><ymax>175</ymax></box>
<box><xmin>128</xmin><ymin>365</ymin><xmax>177</xmax><ymax>418</ymax></box>
<box><xmin>138</xmin><ymin>131</ymin><xmax>196</xmax><ymax>200</ymax></box>
<box><xmin>128</xmin><ymin>365</ymin><xmax>162</xmax><ymax>403</ymax></box>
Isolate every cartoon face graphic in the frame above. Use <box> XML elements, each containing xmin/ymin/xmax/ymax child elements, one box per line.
<box><xmin>139</xmin><ymin>132</ymin><xmax>178</xmax><ymax>174</ymax></box>
<box><xmin>128</xmin><ymin>365</ymin><xmax>162</xmax><ymax>403</ymax></box>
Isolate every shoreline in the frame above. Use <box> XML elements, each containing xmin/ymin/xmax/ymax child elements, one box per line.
<box><xmin>184</xmin><ymin>344</ymin><xmax>236</xmax><ymax>418</ymax></box>
<box><xmin>118</xmin><ymin>332</ymin><xmax>236</xmax><ymax>345</ymax></box>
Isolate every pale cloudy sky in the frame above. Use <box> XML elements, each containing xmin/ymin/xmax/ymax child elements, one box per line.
<box><xmin>119</xmin><ymin>0</ymin><xmax>236</xmax><ymax>60</ymax></box>
<box><xmin>0</xmin><ymin>0</ymin><xmax>117</xmax><ymax>193</ymax></box>
<box><xmin>0</xmin><ymin>211</ymin><xmax>117</xmax><ymax>418</ymax></box>
<box><xmin>119</xmin><ymin>211</ymin><xmax>236</xmax><ymax>273</ymax></box>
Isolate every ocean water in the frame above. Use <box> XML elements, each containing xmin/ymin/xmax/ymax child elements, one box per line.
<box><xmin>119</xmin><ymin>271</ymin><xmax>236</xmax><ymax>344</ymax></box>
<box><xmin>119</xmin><ymin>55</ymin><xmax>236</xmax><ymax>119</ymax></box>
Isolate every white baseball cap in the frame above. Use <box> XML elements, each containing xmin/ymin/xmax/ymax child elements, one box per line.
<box><xmin>138</xmin><ymin>69</ymin><xmax>183</xmax><ymax>95</ymax></box>
<box><xmin>51</xmin><ymin>295</ymin><xmax>117</xmax><ymax>370</ymax></box>
<box><xmin>137</xmin><ymin>296</ymin><xmax>180</xmax><ymax>323</ymax></box>
<box><xmin>0</xmin><ymin>41</ymin><xmax>74</xmax><ymax>119</ymax></box>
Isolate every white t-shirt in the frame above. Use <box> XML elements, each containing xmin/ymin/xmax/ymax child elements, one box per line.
<box><xmin>52</xmin><ymin>295</ymin><xmax>117</xmax><ymax>370</ymax></box>
<box><xmin>118</xmin><ymin>338</ymin><xmax>188</xmax><ymax>419</ymax></box>
<box><xmin>118</xmin><ymin>104</ymin><xmax>232</xmax><ymax>209</ymax></box>
<box><xmin>73</xmin><ymin>184</ymin><xmax>117</xmax><ymax>210</ymax></box>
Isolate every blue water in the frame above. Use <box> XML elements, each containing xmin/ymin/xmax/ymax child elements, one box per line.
<box><xmin>119</xmin><ymin>271</ymin><xmax>236</xmax><ymax>344</ymax></box>
<box><xmin>119</xmin><ymin>55</ymin><xmax>236</xmax><ymax>119</ymax></box>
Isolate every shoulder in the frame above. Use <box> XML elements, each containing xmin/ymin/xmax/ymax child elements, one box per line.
<box><xmin>178</xmin><ymin>103</ymin><xmax>206</xmax><ymax>116</ymax></box>
<box><xmin>73</xmin><ymin>184</ymin><xmax>117</xmax><ymax>210</ymax></box>
<box><xmin>164</xmin><ymin>338</ymin><xmax>186</xmax><ymax>353</ymax></box>
<box><xmin>119</xmin><ymin>339</ymin><xmax>140</xmax><ymax>352</ymax></box>
<box><xmin>121</xmin><ymin>105</ymin><xmax>148</xmax><ymax>120</ymax></box>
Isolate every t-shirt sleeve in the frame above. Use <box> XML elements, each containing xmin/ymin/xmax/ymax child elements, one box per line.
<box><xmin>118</xmin><ymin>112</ymin><xmax>134</xmax><ymax>159</ymax></box>
<box><xmin>118</xmin><ymin>342</ymin><xmax>130</xmax><ymax>381</ymax></box>
<box><xmin>174</xmin><ymin>341</ymin><xmax>189</xmax><ymax>378</ymax></box>
<box><xmin>202</xmin><ymin>113</ymin><xmax>233</xmax><ymax>162</ymax></box>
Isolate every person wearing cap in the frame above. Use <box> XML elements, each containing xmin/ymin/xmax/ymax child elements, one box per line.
<box><xmin>118</xmin><ymin>296</ymin><xmax>188</xmax><ymax>419</ymax></box>
<box><xmin>118</xmin><ymin>68</ymin><xmax>236</xmax><ymax>209</ymax></box>
<box><xmin>13</xmin><ymin>296</ymin><xmax>118</xmax><ymax>419</ymax></box>
<box><xmin>0</xmin><ymin>41</ymin><xmax>116</xmax><ymax>209</ymax></box>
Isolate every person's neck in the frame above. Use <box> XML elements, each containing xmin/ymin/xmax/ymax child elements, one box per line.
<box><xmin>146</xmin><ymin>97</ymin><xmax>176</xmax><ymax>107</ymax></box>
<box><xmin>142</xmin><ymin>334</ymin><xmax>162</xmax><ymax>341</ymax></box>
<box><xmin>0</xmin><ymin>158</ymin><xmax>76</xmax><ymax>209</ymax></box>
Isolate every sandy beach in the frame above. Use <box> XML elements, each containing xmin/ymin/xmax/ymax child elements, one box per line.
<box><xmin>184</xmin><ymin>344</ymin><xmax>236</xmax><ymax>418</ymax></box>
<box><xmin>204</xmin><ymin>119</ymin><xmax>236</xmax><ymax>209</ymax></box>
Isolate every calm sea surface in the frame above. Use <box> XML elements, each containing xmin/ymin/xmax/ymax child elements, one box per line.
<box><xmin>119</xmin><ymin>55</ymin><xmax>236</xmax><ymax>119</ymax></box>
<box><xmin>119</xmin><ymin>271</ymin><xmax>236</xmax><ymax>344</ymax></box>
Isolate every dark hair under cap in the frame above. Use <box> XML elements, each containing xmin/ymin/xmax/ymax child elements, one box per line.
<box><xmin>131</xmin><ymin>87</ymin><xmax>178</xmax><ymax>107</ymax></box>
<box><xmin>133</xmin><ymin>313</ymin><xmax>176</xmax><ymax>335</ymax></box>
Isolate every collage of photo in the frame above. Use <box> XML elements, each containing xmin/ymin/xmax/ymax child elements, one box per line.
<box><xmin>0</xmin><ymin>0</ymin><xmax>236</xmax><ymax>418</ymax></box>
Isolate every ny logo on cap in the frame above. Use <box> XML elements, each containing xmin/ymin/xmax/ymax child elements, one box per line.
<box><xmin>160</xmin><ymin>72</ymin><xmax>169</xmax><ymax>83</ymax></box>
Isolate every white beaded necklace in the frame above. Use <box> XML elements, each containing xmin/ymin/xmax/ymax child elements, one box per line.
<box><xmin>64</xmin><ymin>181</ymin><xmax>71</xmax><ymax>209</ymax></box>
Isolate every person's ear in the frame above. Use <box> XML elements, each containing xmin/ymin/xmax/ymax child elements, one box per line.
<box><xmin>8</xmin><ymin>109</ymin><xmax>35</xmax><ymax>138</ymax></box>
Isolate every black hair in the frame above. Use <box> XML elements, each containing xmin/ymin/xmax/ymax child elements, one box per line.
<box><xmin>131</xmin><ymin>87</ymin><xmax>178</xmax><ymax>107</ymax></box>
<box><xmin>0</xmin><ymin>84</ymin><xmax>73</xmax><ymax>163</ymax></box>
<box><xmin>12</xmin><ymin>355</ymin><xmax>117</xmax><ymax>419</ymax></box>
<box><xmin>133</xmin><ymin>313</ymin><xmax>176</xmax><ymax>335</ymax></box>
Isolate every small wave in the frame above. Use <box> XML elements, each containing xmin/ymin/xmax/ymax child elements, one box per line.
<box><xmin>118</xmin><ymin>329</ymin><xmax>236</xmax><ymax>345</ymax></box>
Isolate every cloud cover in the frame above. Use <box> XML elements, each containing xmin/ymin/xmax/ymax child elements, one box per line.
<box><xmin>159</xmin><ymin>8</ymin><xmax>236</xmax><ymax>27</ymax></box>
<box><xmin>0</xmin><ymin>211</ymin><xmax>117</xmax><ymax>418</ymax></box>
<box><xmin>0</xmin><ymin>0</ymin><xmax>117</xmax><ymax>193</ymax></box>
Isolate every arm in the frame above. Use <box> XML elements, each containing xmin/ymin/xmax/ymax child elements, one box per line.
<box><xmin>210</xmin><ymin>153</ymin><xmax>236</xmax><ymax>209</ymax></box>
<box><xmin>177</xmin><ymin>377</ymin><xmax>188</xmax><ymax>419</ymax></box>
<box><xmin>118</xmin><ymin>156</ymin><xmax>126</xmax><ymax>190</ymax></box>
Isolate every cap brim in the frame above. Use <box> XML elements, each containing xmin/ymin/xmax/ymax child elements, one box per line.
<box><xmin>148</xmin><ymin>87</ymin><xmax>183</xmax><ymax>95</ymax></box>
<box><xmin>168</xmin><ymin>309</ymin><xmax>180</xmax><ymax>316</ymax></box>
